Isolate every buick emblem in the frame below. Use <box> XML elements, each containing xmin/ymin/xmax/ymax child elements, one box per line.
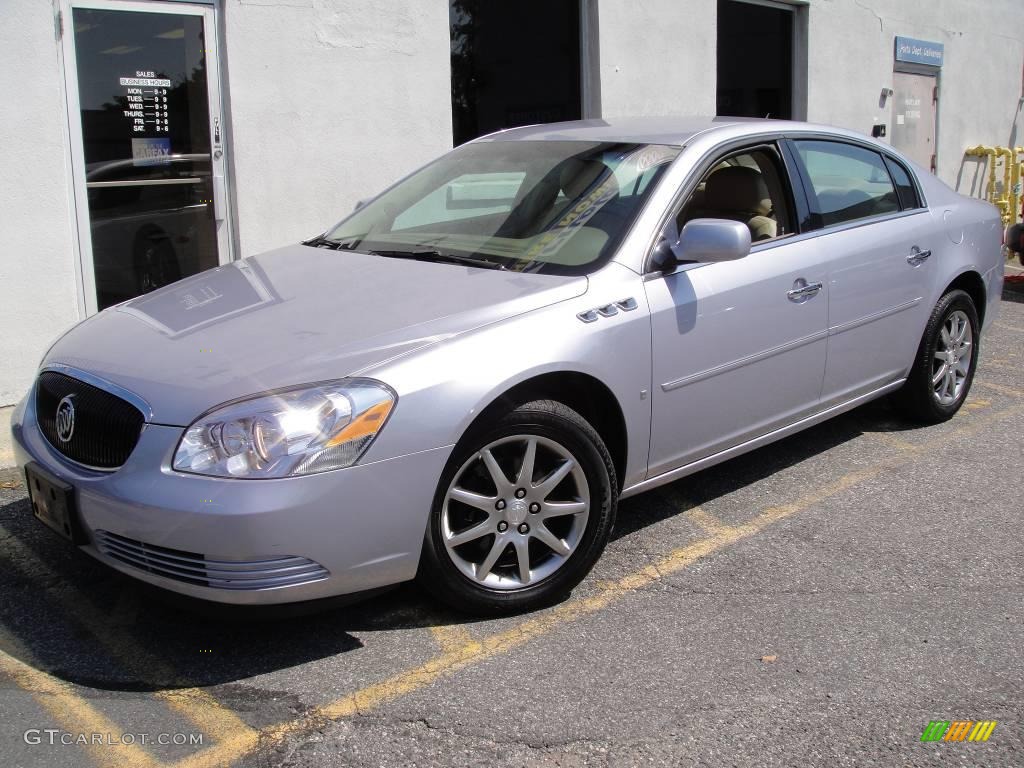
<box><xmin>55</xmin><ymin>394</ymin><xmax>76</xmax><ymax>443</ymax></box>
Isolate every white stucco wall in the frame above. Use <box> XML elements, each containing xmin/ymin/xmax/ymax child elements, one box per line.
<box><xmin>1</xmin><ymin>0</ymin><xmax>1022</xmax><ymax>412</ymax></box>
<box><xmin>802</xmin><ymin>0</ymin><xmax>1024</xmax><ymax>190</ymax></box>
<box><xmin>597</xmin><ymin>0</ymin><xmax>717</xmax><ymax>117</ymax></box>
<box><xmin>221</xmin><ymin>0</ymin><xmax>453</xmax><ymax>256</ymax></box>
<box><xmin>0</xmin><ymin>0</ymin><xmax>81</xmax><ymax>407</ymax></box>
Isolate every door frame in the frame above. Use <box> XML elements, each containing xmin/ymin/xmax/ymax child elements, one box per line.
<box><xmin>57</xmin><ymin>0</ymin><xmax>234</xmax><ymax>317</ymax></box>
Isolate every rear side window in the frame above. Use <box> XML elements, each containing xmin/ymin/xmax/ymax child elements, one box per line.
<box><xmin>883</xmin><ymin>156</ymin><xmax>922</xmax><ymax>210</ymax></box>
<box><xmin>794</xmin><ymin>140</ymin><xmax>900</xmax><ymax>228</ymax></box>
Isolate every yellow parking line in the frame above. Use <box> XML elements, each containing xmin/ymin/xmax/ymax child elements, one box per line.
<box><xmin>962</xmin><ymin>397</ymin><xmax>991</xmax><ymax>411</ymax></box>
<box><xmin>429</xmin><ymin>624</ymin><xmax>474</xmax><ymax>654</ymax></box>
<box><xmin>995</xmin><ymin>322</ymin><xmax>1024</xmax><ymax>334</ymax></box>
<box><xmin>247</xmin><ymin>467</ymin><xmax>886</xmax><ymax>756</ymax></box>
<box><xmin>155</xmin><ymin>688</ymin><xmax>257</xmax><ymax>745</ymax></box>
<box><xmin>864</xmin><ymin>430</ymin><xmax>917</xmax><ymax>452</ymax></box>
<box><xmin>181</xmin><ymin>400</ymin><xmax>1024</xmax><ymax>768</ymax></box>
<box><xmin>0</xmin><ymin>647</ymin><xmax>161</xmax><ymax>768</ymax></box>
<box><xmin>653</xmin><ymin>487</ymin><xmax>731</xmax><ymax>535</ymax></box>
<box><xmin>684</xmin><ymin>506</ymin><xmax>733</xmax><ymax>536</ymax></box>
<box><xmin>251</xmin><ymin>403</ymin><xmax>1024</xmax><ymax>757</ymax></box>
<box><xmin>169</xmin><ymin>727</ymin><xmax>261</xmax><ymax>768</ymax></box>
<box><xmin>975</xmin><ymin>379</ymin><xmax>1024</xmax><ymax>399</ymax></box>
<box><xmin>0</xmin><ymin>527</ymin><xmax>255</xmax><ymax>752</ymax></box>
<box><xmin>15</xmin><ymin>401</ymin><xmax>1024</xmax><ymax>768</ymax></box>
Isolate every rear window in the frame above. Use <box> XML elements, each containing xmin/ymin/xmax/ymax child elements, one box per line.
<box><xmin>883</xmin><ymin>156</ymin><xmax>923</xmax><ymax>210</ymax></box>
<box><xmin>795</xmin><ymin>140</ymin><xmax>900</xmax><ymax>228</ymax></box>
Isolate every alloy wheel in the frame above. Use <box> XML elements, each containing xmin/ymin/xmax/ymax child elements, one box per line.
<box><xmin>932</xmin><ymin>309</ymin><xmax>973</xmax><ymax>406</ymax></box>
<box><xmin>441</xmin><ymin>434</ymin><xmax>590</xmax><ymax>590</ymax></box>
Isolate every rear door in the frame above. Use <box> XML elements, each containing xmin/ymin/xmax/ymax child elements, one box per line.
<box><xmin>786</xmin><ymin>139</ymin><xmax>935</xmax><ymax>406</ymax></box>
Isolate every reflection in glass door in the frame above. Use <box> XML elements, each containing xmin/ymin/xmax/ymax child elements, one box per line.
<box><xmin>64</xmin><ymin>1</ymin><xmax>229</xmax><ymax>311</ymax></box>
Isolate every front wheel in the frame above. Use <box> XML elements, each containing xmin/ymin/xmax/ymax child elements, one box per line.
<box><xmin>418</xmin><ymin>400</ymin><xmax>617</xmax><ymax>616</ymax></box>
<box><xmin>894</xmin><ymin>289</ymin><xmax>980</xmax><ymax>423</ymax></box>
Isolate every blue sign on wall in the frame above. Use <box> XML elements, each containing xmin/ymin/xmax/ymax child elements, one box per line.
<box><xmin>894</xmin><ymin>36</ymin><xmax>944</xmax><ymax>67</ymax></box>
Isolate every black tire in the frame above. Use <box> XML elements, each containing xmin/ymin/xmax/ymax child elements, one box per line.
<box><xmin>418</xmin><ymin>400</ymin><xmax>617</xmax><ymax>616</ymax></box>
<box><xmin>894</xmin><ymin>289</ymin><xmax>980</xmax><ymax>424</ymax></box>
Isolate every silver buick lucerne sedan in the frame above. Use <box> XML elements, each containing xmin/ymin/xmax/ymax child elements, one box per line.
<box><xmin>12</xmin><ymin>118</ymin><xmax>1004</xmax><ymax>614</ymax></box>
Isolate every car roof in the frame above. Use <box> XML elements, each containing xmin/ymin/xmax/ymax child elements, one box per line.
<box><xmin>472</xmin><ymin>116</ymin><xmax>874</xmax><ymax>148</ymax></box>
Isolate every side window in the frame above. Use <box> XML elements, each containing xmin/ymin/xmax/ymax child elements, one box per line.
<box><xmin>794</xmin><ymin>140</ymin><xmax>900</xmax><ymax>228</ymax></box>
<box><xmin>883</xmin><ymin>156</ymin><xmax>922</xmax><ymax>210</ymax></box>
<box><xmin>676</xmin><ymin>145</ymin><xmax>795</xmax><ymax>243</ymax></box>
<box><xmin>393</xmin><ymin>171</ymin><xmax>526</xmax><ymax>231</ymax></box>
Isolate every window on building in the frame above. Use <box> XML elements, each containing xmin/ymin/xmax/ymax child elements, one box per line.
<box><xmin>795</xmin><ymin>141</ymin><xmax>900</xmax><ymax>228</ymax></box>
<box><xmin>450</xmin><ymin>0</ymin><xmax>582</xmax><ymax>146</ymax></box>
<box><xmin>717</xmin><ymin>0</ymin><xmax>794</xmax><ymax>119</ymax></box>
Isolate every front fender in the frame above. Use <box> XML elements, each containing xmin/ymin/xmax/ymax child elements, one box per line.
<box><xmin>361</xmin><ymin>264</ymin><xmax>653</xmax><ymax>489</ymax></box>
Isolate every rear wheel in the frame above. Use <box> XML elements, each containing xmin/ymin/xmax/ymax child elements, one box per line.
<box><xmin>894</xmin><ymin>289</ymin><xmax>980</xmax><ymax>423</ymax></box>
<box><xmin>418</xmin><ymin>400</ymin><xmax>617</xmax><ymax>615</ymax></box>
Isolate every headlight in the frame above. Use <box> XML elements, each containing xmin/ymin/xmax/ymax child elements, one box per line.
<box><xmin>172</xmin><ymin>379</ymin><xmax>396</xmax><ymax>478</ymax></box>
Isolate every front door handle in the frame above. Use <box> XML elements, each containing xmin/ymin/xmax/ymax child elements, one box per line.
<box><xmin>787</xmin><ymin>279</ymin><xmax>823</xmax><ymax>302</ymax></box>
<box><xmin>907</xmin><ymin>246</ymin><xmax>932</xmax><ymax>265</ymax></box>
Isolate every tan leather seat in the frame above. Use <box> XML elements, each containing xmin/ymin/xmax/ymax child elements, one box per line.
<box><xmin>689</xmin><ymin>165</ymin><xmax>777</xmax><ymax>241</ymax></box>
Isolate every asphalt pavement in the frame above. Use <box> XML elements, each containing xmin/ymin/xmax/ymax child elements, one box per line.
<box><xmin>1</xmin><ymin>280</ymin><xmax>1022</xmax><ymax>768</ymax></box>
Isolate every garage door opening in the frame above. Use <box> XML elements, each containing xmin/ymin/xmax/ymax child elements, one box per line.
<box><xmin>717</xmin><ymin>0</ymin><xmax>794</xmax><ymax>119</ymax></box>
<box><xmin>450</xmin><ymin>0</ymin><xmax>582</xmax><ymax>146</ymax></box>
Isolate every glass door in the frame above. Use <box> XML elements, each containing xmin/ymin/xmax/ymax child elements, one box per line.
<box><xmin>62</xmin><ymin>1</ymin><xmax>230</xmax><ymax>312</ymax></box>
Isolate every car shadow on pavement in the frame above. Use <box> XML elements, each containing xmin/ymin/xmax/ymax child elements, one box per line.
<box><xmin>612</xmin><ymin>396</ymin><xmax>913</xmax><ymax>542</ymax></box>
<box><xmin>0</xmin><ymin>394</ymin><xmax>930</xmax><ymax>695</ymax></box>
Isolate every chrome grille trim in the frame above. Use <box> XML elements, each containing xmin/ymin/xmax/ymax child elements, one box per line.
<box><xmin>36</xmin><ymin>370</ymin><xmax>145</xmax><ymax>470</ymax></box>
<box><xmin>94</xmin><ymin>530</ymin><xmax>330</xmax><ymax>590</ymax></box>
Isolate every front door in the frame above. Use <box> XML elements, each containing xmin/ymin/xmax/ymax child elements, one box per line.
<box><xmin>645</xmin><ymin>240</ymin><xmax>829</xmax><ymax>477</ymax></box>
<box><xmin>62</xmin><ymin>1</ymin><xmax>231</xmax><ymax>312</ymax></box>
<box><xmin>645</xmin><ymin>143</ymin><xmax>828</xmax><ymax>478</ymax></box>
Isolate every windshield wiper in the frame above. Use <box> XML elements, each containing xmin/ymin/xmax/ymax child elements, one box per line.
<box><xmin>303</xmin><ymin>235</ymin><xmax>359</xmax><ymax>250</ymax></box>
<box><xmin>367</xmin><ymin>249</ymin><xmax>507</xmax><ymax>271</ymax></box>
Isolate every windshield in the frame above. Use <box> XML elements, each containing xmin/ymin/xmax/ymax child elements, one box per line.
<box><xmin>319</xmin><ymin>140</ymin><xmax>680</xmax><ymax>274</ymax></box>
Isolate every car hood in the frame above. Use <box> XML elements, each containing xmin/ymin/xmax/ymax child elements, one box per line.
<box><xmin>42</xmin><ymin>244</ymin><xmax>588</xmax><ymax>426</ymax></box>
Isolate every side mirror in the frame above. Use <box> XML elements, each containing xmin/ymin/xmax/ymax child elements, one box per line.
<box><xmin>649</xmin><ymin>238</ymin><xmax>678</xmax><ymax>274</ymax></box>
<box><xmin>676</xmin><ymin>219</ymin><xmax>751</xmax><ymax>263</ymax></box>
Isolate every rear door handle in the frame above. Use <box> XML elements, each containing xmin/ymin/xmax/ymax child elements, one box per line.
<box><xmin>907</xmin><ymin>246</ymin><xmax>931</xmax><ymax>265</ymax></box>
<box><xmin>787</xmin><ymin>279</ymin><xmax>823</xmax><ymax>302</ymax></box>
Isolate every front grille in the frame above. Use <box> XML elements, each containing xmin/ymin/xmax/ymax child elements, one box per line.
<box><xmin>36</xmin><ymin>371</ymin><xmax>144</xmax><ymax>470</ymax></box>
<box><xmin>94</xmin><ymin>530</ymin><xmax>330</xmax><ymax>590</ymax></box>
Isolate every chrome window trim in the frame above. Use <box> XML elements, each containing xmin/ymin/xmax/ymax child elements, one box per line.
<box><xmin>640</xmin><ymin>129</ymin><xmax>932</xmax><ymax>277</ymax></box>
<box><xmin>640</xmin><ymin>132</ymin><xmax>789</xmax><ymax>275</ymax></box>
<box><xmin>642</xmin><ymin>206</ymin><xmax>932</xmax><ymax>282</ymax></box>
<box><xmin>749</xmin><ymin>207</ymin><xmax>930</xmax><ymax>252</ymax></box>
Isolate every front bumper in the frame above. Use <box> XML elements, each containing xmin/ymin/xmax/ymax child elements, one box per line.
<box><xmin>10</xmin><ymin>391</ymin><xmax>452</xmax><ymax>605</ymax></box>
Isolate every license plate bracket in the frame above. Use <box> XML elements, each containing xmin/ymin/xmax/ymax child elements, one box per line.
<box><xmin>25</xmin><ymin>462</ymin><xmax>83</xmax><ymax>544</ymax></box>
